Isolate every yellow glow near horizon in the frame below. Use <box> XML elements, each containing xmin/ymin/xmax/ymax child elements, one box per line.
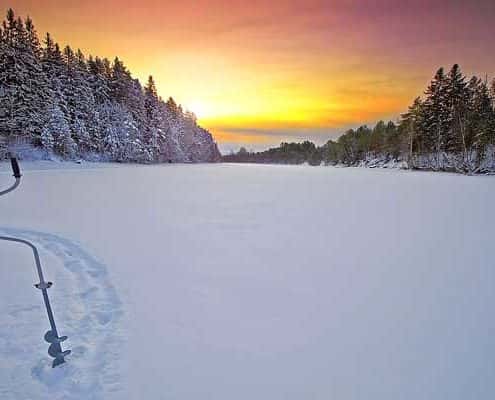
<box><xmin>184</xmin><ymin>100</ymin><xmax>211</xmax><ymax>120</ymax></box>
<box><xmin>6</xmin><ymin>1</ymin><xmax>495</xmax><ymax>149</ymax></box>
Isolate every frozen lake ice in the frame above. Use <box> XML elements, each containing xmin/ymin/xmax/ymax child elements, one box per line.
<box><xmin>1</xmin><ymin>162</ymin><xmax>494</xmax><ymax>399</ymax></box>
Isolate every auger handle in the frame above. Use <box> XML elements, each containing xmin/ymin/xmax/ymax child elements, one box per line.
<box><xmin>10</xmin><ymin>157</ymin><xmax>21</xmax><ymax>178</ymax></box>
<box><xmin>0</xmin><ymin>157</ymin><xmax>21</xmax><ymax>197</ymax></box>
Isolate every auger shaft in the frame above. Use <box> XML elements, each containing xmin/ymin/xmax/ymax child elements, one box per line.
<box><xmin>1</xmin><ymin>157</ymin><xmax>70</xmax><ymax>367</ymax></box>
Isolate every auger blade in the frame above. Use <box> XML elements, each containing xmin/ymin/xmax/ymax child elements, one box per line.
<box><xmin>48</xmin><ymin>343</ymin><xmax>63</xmax><ymax>358</ymax></box>
<box><xmin>34</xmin><ymin>281</ymin><xmax>53</xmax><ymax>290</ymax></box>
<box><xmin>53</xmin><ymin>349</ymin><xmax>71</xmax><ymax>368</ymax></box>
<box><xmin>44</xmin><ymin>330</ymin><xmax>68</xmax><ymax>344</ymax></box>
<box><xmin>52</xmin><ymin>358</ymin><xmax>65</xmax><ymax>368</ymax></box>
<box><xmin>52</xmin><ymin>351</ymin><xmax>71</xmax><ymax>368</ymax></box>
<box><xmin>48</xmin><ymin>343</ymin><xmax>71</xmax><ymax>368</ymax></box>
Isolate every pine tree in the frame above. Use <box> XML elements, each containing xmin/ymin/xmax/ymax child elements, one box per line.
<box><xmin>421</xmin><ymin>68</ymin><xmax>450</xmax><ymax>167</ymax></box>
<box><xmin>75</xmin><ymin>49</ymin><xmax>98</xmax><ymax>152</ymax></box>
<box><xmin>102</xmin><ymin>57</ymin><xmax>112</xmax><ymax>80</ymax></box>
<box><xmin>24</xmin><ymin>16</ymin><xmax>41</xmax><ymax>58</ymax></box>
<box><xmin>166</xmin><ymin>97</ymin><xmax>179</xmax><ymax>115</ymax></box>
<box><xmin>109</xmin><ymin>57</ymin><xmax>146</xmax><ymax>132</ymax></box>
<box><xmin>57</xmin><ymin>46</ymin><xmax>97</xmax><ymax>154</ymax></box>
<box><xmin>87</xmin><ymin>56</ymin><xmax>110</xmax><ymax>105</ymax></box>
<box><xmin>384</xmin><ymin>121</ymin><xmax>400</xmax><ymax>158</ymax></box>
<box><xmin>445</xmin><ymin>64</ymin><xmax>468</xmax><ymax>156</ymax></box>
<box><xmin>0</xmin><ymin>9</ymin><xmax>217</xmax><ymax>164</ymax></box>
<box><xmin>369</xmin><ymin>120</ymin><xmax>385</xmax><ymax>156</ymax></box>
<box><xmin>98</xmin><ymin>102</ymin><xmax>146</xmax><ymax>162</ymax></box>
<box><xmin>144</xmin><ymin>75</ymin><xmax>166</xmax><ymax>159</ymax></box>
<box><xmin>0</xmin><ymin>9</ymin><xmax>50</xmax><ymax>140</ymax></box>
<box><xmin>109</xmin><ymin>57</ymin><xmax>130</xmax><ymax>103</ymax></box>
<box><xmin>400</xmin><ymin>97</ymin><xmax>423</xmax><ymax>162</ymax></box>
<box><xmin>42</xmin><ymin>33</ymin><xmax>65</xmax><ymax>83</ymax></box>
<box><xmin>86</xmin><ymin>55</ymin><xmax>111</xmax><ymax>152</ymax></box>
<box><xmin>466</xmin><ymin>78</ymin><xmax>495</xmax><ymax>163</ymax></box>
<box><xmin>42</xmin><ymin>103</ymin><xmax>76</xmax><ymax>157</ymax></box>
<box><xmin>128</xmin><ymin>78</ymin><xmax>146</xmax><ymax>131</ymax></box>
<box><xmin>41</xmin><ymin>32</ymin><xmax>69</xmax><ymax>143</ymax></box>
<box><xmin>145</xmin><ymin>75</ymin><xmax>157</xmax><ymax>99</ymax></box>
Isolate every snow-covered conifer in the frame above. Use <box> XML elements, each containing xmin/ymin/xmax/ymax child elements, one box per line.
<box><xmin>43</xmin><ymin>103</ymin><xmax>76</xmax><ymax>157</ymax></box>
<box><xmin>0</xmin><ymin>9</ymin><xmax>220</xmax><ymax>163</ymax></box>
<box><xmin>421</xmin><ymin>68</ymin><xmax>449</xmax><ymax>165</ymax></box>
<box><xmin>0</xmin><ymin>9</ymin><xmax>50</xmax><ymax>140</ymax></box>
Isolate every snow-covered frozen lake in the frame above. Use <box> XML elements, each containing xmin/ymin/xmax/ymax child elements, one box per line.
<box><xmin>1</xmin><ymin>162</ymin><xmax>494</xmax><ymax>399</ymax></box>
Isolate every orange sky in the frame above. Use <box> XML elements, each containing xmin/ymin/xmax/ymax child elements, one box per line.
<box><xmin>5</xmin><ymin>1</ymin><xmax>495</xmax><ymax>151</ymax></box>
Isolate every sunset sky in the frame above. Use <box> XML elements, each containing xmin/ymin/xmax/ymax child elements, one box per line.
<box><xmin>7</xmin><ymin>0</ymin><xmax>495</xmax><ymax>152</ymax></box>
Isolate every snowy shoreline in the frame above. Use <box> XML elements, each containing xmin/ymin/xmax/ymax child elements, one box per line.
<box><xmin>223</xmin><ymin>160</ymin><xmax>495</xmax><ymax>176</ymax></box>
<box><xmin>2</xmin><ymin>159</ymin><xmax>495</xmax><ymax>177</ymax></box>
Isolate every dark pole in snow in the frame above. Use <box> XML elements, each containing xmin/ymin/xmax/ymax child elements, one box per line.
<box><xmin>1</xmin><ymin>157</ymin><xmax>71</xmax><ymax>367</ymax></box>
<box><xmin>0</xmin><ymin>158</ymin><xmax>21</xmax><ymax>196</ymax></box>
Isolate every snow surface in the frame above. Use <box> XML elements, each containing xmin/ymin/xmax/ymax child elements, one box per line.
<box><xmin>1</xmin><ymin>162</ymin><xmax>494</xmax><ymax>399</ymax></box>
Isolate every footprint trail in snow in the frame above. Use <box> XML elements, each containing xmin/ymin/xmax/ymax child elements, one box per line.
<box><xmin>0</xmin><ymin>228</ymin><xmax>125</xmax><ymax>400</ymax></box>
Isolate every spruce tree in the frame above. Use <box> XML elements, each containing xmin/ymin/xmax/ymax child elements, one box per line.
<box><xmin>166</xmin><ymin>97</ymin><xmax>179</xmax><ymax>115</ymax></box>
<box><xmin>87</xmin><ymin>56</ymin><xmax>110</xmax><ymax>105</ymax></box>
<box><xmin>109</xmin><ymin>57</ymin><xmax>145</xmax><ymax>132</ymax></box>
<box><xmin>445</xmin><ymin>64</ymin><xmax>468</xmax><ymax>156</ymax></box>
<box><xmin>42</xmin><ymin>103</ymin><xmax>76</xmax><ymax>157</ymax></box>
<box><xmin>24</xmin><ymin>16</ymin><xmax>41</xmax><ymax>58</ymax></box>
<box><xmin>40</xmin><ymin>32</ymin><xmax>71</xmax><ymax>151</ymax></box>
<box><xmin>370</xmin><ymin>120</ymin><xmax>385</xmax><ymax>155</ymax></box>
<box><xmin>400</xmin><ymin>97</ymin><xmax>423</xmax><ymax>161</ymax></box>
<box><xmin>144</xmin><ymin>75</ymin><xmax>168</xmax><ymax>160</ymax></box>
<box><xmin>422</xmin><ymin>68</ymin><xmax>449</xmax><ymax>167</ymax></box>
<box><xmin>0</xmin><ymin>9</ymin><xmax>50</xmax><ymax>140</ymax></box>
<box><xmin>466</xmin><ymin>78</ymin><xmax>495</xmax><ymax>161</ymax></box>
<box><xmin>42</xmin><ymin>33</ymin><xmax>65</xmax><ymax>83</ymax></box>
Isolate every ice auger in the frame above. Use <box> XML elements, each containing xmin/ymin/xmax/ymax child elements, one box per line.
<box><xmin>1</xmin><ymin>156</ymin><xmax>71</xmax><ymax>367</ymax></box>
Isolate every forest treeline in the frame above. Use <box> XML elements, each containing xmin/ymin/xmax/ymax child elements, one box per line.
<box><xmin>224</xmin><ymin>64</ymin><xmax>495</xmax><ymax>173</ymax></box>
<box><xmin>0</xmin><ymin>9</ymin><xmax>220</xmax><ymax>162</ymax></box>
